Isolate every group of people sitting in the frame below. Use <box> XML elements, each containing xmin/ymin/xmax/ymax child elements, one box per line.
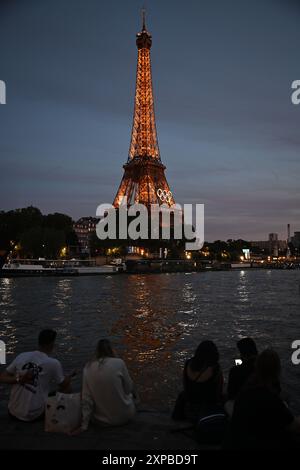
<box><xmin>0</xmin><ymin>330</ymin><xmax>299</xmax><ymax>449</ymax></box>
<box><xmin>0</xmin><ymin>330</ymin><xmax>135</xmax><ymax>430</ymax></box>
<box><xmin>173</xmin><ymin>338</ymin><xmax>300</xmax><ymax>448</ymax></box>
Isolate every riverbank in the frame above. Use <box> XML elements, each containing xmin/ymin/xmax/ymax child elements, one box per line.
<box><xmin>0</xmin><ymin>403</ymin><xmax>211</xmax><ymax>450</ymax></box>
<box><xmin>2</xmin><ymin>255</ymin><xmax>300</xmax><ymax>278</ymax></box>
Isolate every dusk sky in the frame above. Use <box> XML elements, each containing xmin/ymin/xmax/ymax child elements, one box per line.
<box><xmin>0</xmin><ymin>0</ymin><xmax>299</xmax><ymax>241</ymax></box>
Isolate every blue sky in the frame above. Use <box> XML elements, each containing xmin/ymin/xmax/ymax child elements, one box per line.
<box><xmin>0</xmin><ymin>0</ymin><xmax>299</xmax><ymax>240</ymax></box>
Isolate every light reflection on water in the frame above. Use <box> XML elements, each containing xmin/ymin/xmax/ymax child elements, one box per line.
<box><xmin>0</xmin><ymin>270</ymin><xmax>300</xmax><ymax>412</ymax></box>
<box><xmin>0</xmin><ymin>278</ymin><xmax>17</xmax><ymax>355</ymax></box>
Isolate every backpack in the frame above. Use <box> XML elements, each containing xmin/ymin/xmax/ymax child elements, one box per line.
<box><xmin>194</xmin><ymin>405</ymin><xmax>228</xmax><ymax>445</ymax></box>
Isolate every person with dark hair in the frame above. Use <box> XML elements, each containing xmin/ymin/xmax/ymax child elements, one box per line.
<box><xmin>224</xmin><ymin>349</ymin><xmax>300</xmax><ymax>449</ymax></box>
<box><xmin>0</xmin><ymin>329</ymin><xmax>72</xmax><ymax>421</ymax></box>
<box><xmin>79</xmin><ymin>339</ymin><xmax>136</xmax><ymax>430</ymax></box>
<box><xmin>178</xmin><ymin>340</ymin><xmax>224</xmax><ymax>422</ymax></box>
<box><xmin>226</xmin><ymin>337</ymin><xmax>258</xmax><ymax>403</ymax></box>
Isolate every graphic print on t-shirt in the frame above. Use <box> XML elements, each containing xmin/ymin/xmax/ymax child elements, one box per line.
<box><xmin>21</xmin><ymin>362</ymin><xmax>43</xmax><ymax>394</ymax></box>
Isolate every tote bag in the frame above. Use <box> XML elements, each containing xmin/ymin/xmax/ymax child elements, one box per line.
<box><xmin>45</xmin><ymin>392</ymin><xmax>81</xmax><ymax>434</ymax></box>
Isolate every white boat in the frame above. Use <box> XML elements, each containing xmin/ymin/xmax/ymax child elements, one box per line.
<box><xmin>0</xmin><ymin>259</ymin><xmax>123</xmax><ymax>277</ymax></box>
<box><xmin>231</xmin><ymin>263</ymin><xmax>252</xmax><ymax>269</ymax></box>
<box><xmin>75</xmin><ymin>265</ymin><xmax>117</xmax><ymax>275</ymax></box>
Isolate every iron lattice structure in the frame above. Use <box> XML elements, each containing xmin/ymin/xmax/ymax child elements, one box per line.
<box><xmin>113</xmin><ymin>14</ymin><xmax>175</xmax><ymax>210</ymax></box>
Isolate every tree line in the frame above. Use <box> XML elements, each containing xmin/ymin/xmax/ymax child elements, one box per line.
<box><xmin>0</xmin><ymin>206</ymin><xmax>77</xmax><ymax>259</ymax></box>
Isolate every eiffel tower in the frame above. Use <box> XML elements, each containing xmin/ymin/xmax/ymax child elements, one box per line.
<box><xmin>113</xmin><ymin>12</ymin><xmax>175</xmax><ymax>210</ymax></box>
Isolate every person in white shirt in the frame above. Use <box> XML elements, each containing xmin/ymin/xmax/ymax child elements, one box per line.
<box><xmin>0</xmin><ymin>329</ymin><xmax>72</xmax><ymax>422</ymax></box>
<box><xmin>80</xmin><ymin>339</ymin><xmax>136</xmax><ymax>431</ymax></box>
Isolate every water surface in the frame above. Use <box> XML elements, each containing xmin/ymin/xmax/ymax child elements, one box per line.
<box><xmin>1</xmin><ymin>270</ymin><xmax>300</xmax><ymax>412</ymax></box>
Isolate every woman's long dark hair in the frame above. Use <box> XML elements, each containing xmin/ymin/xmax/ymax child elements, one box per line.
<box><xmin>95</xmin><ymin>339</ymin><xmax>115</xmax><ymax>361</ymax></box>
<box><xmin>189</xmin><ymin>340</ymin><xmax>220</xmax><ymax>372</ymax></box>
<box><xmin>251</xmin><ymin>348</ymin><xmax>281</xmax><ymax>389</ymax></box>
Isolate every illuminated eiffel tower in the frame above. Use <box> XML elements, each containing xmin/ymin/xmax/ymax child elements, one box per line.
<box><xmin>113</xmin><ymin>12</ymin><xmax>175</xmax><ymax>210</ymax></box>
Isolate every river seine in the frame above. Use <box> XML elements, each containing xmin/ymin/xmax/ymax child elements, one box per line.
<box><xmin>1</xmin><ymin>270</ymin><xmax>300</xmax><ymax>412</ymax></box>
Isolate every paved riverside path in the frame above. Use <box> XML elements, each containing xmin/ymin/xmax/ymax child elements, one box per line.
<box><xmin>0</xmin><ymin>405</ymin><xmax>216</xmax><ymax>450</ymax></box>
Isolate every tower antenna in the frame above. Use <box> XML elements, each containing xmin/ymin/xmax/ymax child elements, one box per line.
<box><xmin>142</xmin><ymin>6</ymin><xmax>146</xmax><ymax>31</ymax></box>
